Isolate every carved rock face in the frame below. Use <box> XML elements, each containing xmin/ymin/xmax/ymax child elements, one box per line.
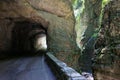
<box><xmin>0</xmin><ymin>0</ymin><xmax>73</xmax><ymax>52</ymax></box>
<box><xmin>0</xmin><ymin>0</ymin><xmax>80</xmax><ymax>70</ymax></box>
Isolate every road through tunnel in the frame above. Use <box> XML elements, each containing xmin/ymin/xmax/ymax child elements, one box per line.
<box><xmin>0</xmin><ymin>0</ymin><xmax>80</xmax><ymax>69</ymax></box>
<box><xmin>11</xmin><ymin>20</ymin><xmax>47</xmax><ymax>54</ymax></box>
<box><xmin>0</xmin><ymin>19</ymin><xmax>85</xmax><ymax>80</ymax></box>
<box><xmin>0</xmin><ymin>0</ymin><xmax>84</xmax><ymax>80</ymax></box>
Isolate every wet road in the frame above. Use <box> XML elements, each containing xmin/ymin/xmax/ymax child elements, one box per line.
<box><xmin>0</xmin><ymin>55</ymin><xmax>56</xmax><ymax>80</ymax></box>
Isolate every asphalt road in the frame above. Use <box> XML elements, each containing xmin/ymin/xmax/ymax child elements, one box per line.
<box><xmin>0</xmin><ymin>55</ymin><xmax>56</xmax><ymax>80</ymax></box>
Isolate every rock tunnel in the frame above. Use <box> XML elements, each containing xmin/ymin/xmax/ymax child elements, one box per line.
<box><xmin>11</xmin><ymin>20</ymin><xmax>47</xmax><ymax>53</ymax></box>
<box><xmin>0</xmin><ymin>0</ymin><xmax>80</xmax><ymax>62</ymax></box>
<box><xmin>0</xmin><ymin>0</ymin><xmax>83</xmax><ymax>80</ymax></box>
<box><xmin>0</xmin><ymin>0</ymin><xmax>120</xmax><ymax>80</ymax></box>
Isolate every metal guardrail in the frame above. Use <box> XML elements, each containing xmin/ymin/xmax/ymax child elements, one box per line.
<box><xmin>45</xmin><ymin>52</ymin><xmax>87</xmax><ymax>80</ymax></box>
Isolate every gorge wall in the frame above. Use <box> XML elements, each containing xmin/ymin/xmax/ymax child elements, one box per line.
<box><xmin>76</xmin><ymin>0</ymin><xmax>120</xmax><ymax>79</ymax></box>
<box><xmin>93</xmin><ymin>0</ymin><xmax>120</xmax><ymax>80</ymax></box>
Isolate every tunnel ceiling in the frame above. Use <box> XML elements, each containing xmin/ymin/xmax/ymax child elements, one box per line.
<box><xmin>0</xmin><ymin>0</ymin><xmax>73</xmax><ymax>27</ymax></box>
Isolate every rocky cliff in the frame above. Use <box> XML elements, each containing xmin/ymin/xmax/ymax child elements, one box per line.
<box><xmin>93</xmin><ymin>0</ymin><xmax>120</xmax><ymax>80</ymax></box>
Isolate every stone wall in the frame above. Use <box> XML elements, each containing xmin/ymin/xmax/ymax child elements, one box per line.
<box><xmin>93</xmin><ymin>0</ymin><xmax>120</xmax><ymax>80</ymax></box>
<box><xmin>46</xmin><ymin>52</ymin><xmax>86</xmax><ymax>80</ymax></box>
<box><xmin>78</xmin><ymin>0</ymin><xmax>102</xmax><ymax>73</ymax></box>
<box><xmin>78</xmin><ymin>0</ymin><xmax>102</xmax><ymax>48</ymax></box>
<box><xmin>0</xmin><ymin>19</ymin><xmax>14</xmax><ymax>51</ymax></box>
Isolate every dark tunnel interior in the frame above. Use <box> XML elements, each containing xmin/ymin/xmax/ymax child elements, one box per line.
<box><xmin>9</xmin><ymin>20</ymin><xmax>48</xmax><ymax>56</ymax></box>
<box><xmin>0</xmin><ymin>21</ymin><xmax>56</xmax><ymax>80</ymax></box>
<box><xmin>12</xmin><ymin>21</ymin><xmax>46</xmax><ymax>52</ymax></box>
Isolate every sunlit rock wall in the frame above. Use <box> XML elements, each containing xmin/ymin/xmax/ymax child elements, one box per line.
<box><xmin>93</xmin><ymin>0</ymin><xmax>120</xmax><ymax>80</ymax></box>
<box><xmin>77</xmin><ymin>0</ymin><xmax>102</xmax><ymax>49</ymax></box>
<box><xmin>77</xmin><ymin>0</ymin><xmax>102</xmax><ymax>72</ymax></box>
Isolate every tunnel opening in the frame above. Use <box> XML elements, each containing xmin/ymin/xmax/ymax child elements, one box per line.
<box><xmin>11</xmin><ymin>20</ymin><xmax>48</xmax><ymax>55</ymax></box>
<box><xmin>0</xmin><ymin>18</ymin><xmax>57</xmax><ymax>80</ymax></box>
<box><xmin>0</xmin><ymin>0</ymin><xmax>119</xmax><ymax>80</ymax></box>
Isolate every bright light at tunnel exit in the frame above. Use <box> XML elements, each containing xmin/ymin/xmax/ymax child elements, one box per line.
<box><xmin>34</xmin><ymin>35</ymin><xmax>47</xmax><ymax>51</ymax></box>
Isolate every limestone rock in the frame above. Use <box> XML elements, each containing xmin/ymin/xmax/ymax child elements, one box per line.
<box><xmin>0</xmin><ymin>0</ymin><xmax>80</xmax><ymax>70</ymax></box>
<box><xmin>78</xmin><ymin>0</ymin><xmax>102</xmax><ymax>73</ymax></box>
<box><xmin>93</xmin><ymin>1</ymin><xmax>120</xmax><ymax>80</ymax></box>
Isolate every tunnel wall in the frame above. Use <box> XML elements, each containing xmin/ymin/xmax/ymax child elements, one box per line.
<box><xmin>0</xmin><ymin>19</ymin><xmax>14</xmax><ymax>51</ymax></box>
